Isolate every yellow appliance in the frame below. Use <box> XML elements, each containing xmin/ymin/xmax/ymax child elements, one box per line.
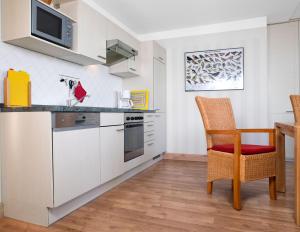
<box><xmin>130</xmin><ymin>90</ymin><xmax>149</xmax><ymax>110</ymax></box>
<box><xmin>4</xmin><ymin>69</ymin><xmax>31</xmax><ymax>107</ymax></box>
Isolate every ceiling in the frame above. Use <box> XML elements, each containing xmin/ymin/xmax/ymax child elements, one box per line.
<box><xmin>92</xmin><ymin>0</ymin><xmax>300</xmax><ymax>35</ymax></box>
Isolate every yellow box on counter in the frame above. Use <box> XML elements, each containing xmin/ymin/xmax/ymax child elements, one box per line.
<box><xmin>4</xmin><ymin>69</ymin><xmax>31</xmax><ymax>107</ymax></box>
<box><xmin>131</xmin><ymin>90</ymin><xmax>149</xmax><ymax>110</ymax></box>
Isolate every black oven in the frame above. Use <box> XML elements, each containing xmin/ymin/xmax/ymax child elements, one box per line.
<box><xmin>124</xmin><ymin>113</ymin><xmax>144</xmax><ymax>162</ymax></box>
<box><xmin>31</xmin><ymin>0</ymin><xmax>73</xmax><ymax>49</ymax></box>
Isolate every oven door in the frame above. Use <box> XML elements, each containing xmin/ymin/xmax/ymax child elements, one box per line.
<box><xmin>124</xmin><ymin>122</ymin><xmax>144</xmax><ymax>162</ymax></box>
<box><xmin>31</xmin><ymin>0</ymin><xmax>68</xmax><ymax>47</ymax></box>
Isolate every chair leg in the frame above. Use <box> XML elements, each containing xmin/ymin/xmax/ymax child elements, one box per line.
<box><xmin>269</xmin><ymin>176</ymin><xmax>277</xmax><ymax>200</ymax></box>
<box><xmin>207</xmin><ymin>182</ymin><xmax>213</xmax><ymax>194</ymax></box>
<box><xmin>233</xmin><ymin>178</ymin><xmax>241</xmax><ymax>210</ymax></box>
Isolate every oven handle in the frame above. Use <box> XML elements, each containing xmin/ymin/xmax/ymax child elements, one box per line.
<box><xmin>125</xmin><ymin>123</ymin><xmax>144</xmax><ymax>128</ymax></box>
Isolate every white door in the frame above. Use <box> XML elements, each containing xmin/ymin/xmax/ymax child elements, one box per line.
<box><xmin>268</xmin><ymin>22</ymin><xmax>299</xmax><ymax>160</ymax></box>
<box><xmin>53</xmin><ymin>128</ymin><xmax>101</xmax><ymax>207</ymax></box>
<box><xmin>100</xmin><ymin>125</ymin><xmax>125</xmax><ymax>184</ymax></box>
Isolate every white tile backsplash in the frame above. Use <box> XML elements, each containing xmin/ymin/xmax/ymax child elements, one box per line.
<box><xmin>0</xmin><ymin>42</ymin><xmax>122</xmax><ymax>107</ymax></box>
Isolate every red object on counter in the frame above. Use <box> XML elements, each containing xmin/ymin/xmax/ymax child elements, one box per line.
<box><xmin>74</xmin><ymin>81</ymin><xmax>87</xmax><ymax>102</ymax></box>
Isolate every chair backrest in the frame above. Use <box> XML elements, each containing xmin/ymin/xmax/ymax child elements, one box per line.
<box><xmin>195</xmin><ymin>96</ymin><xmax>236</xmax><ymax>148</ymax></box>
<box><xmin>290</xmin><ymin>95</ymin><xmax>300</xmax><ymax>123</ymax></box>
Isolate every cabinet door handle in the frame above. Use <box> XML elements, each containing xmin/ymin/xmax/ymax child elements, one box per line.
<box><xmin>97</xmin><ymin>55</ymin><xmax>106</xmax><ymax>60</ymax></box>
<box><xmin>147</xmin><ymin>143</ymin><xmax>154</xmax><ymax>146</ymax></box>
<box><xmin>129</xmin><ymin>68</ymin><xmax>136</xmax><ymax>72</ymax></box>
<box><xmin>159</xmin><ymin>57</ymin><xmax>164</xmax><ymax>61</ymax></box>
<box><xmin>147</xmin><ymin>124</ymin><xmax>154</xmax><ymax>127</ymax></box>
<box><xmin>116</xmin><ymin>129</ymin><xmax>124</xmax><ymax>132</ymax></box>
<box><xmin>147</xmin><ymin>134</ymin><xmax>154</xmax><ymax>136</ymax></box>
<box><xmin>286</xmin><ymin>110</ymin><xmax>293</xmax><ymax>113</ymax></box>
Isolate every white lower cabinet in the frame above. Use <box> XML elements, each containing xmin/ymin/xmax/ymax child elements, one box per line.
<box><xmin>52</xmin><ymin>128</ymin><xmax>101</xmax><ymax>207</ymax></box>
<box><xmin>100</xmin><ymin>124</ymin><xmax>125</xmax><ymax>184</ymax></box>
<box><xmin>144</xmin><ymin>113</ymin><xmax>166</xmax><ymax>161</ymax></box>
<box><xmin>0</xmin><ymin>112</ymin><xmax>165</xmax><ymax>226</ymax></box>
<box><xmin>144</xmin><ymin>140</ymin><xmax>156</xmax><ymax>161</ymax></box>
<box><xmin>155</xmin><ymin>113</ymin><xmax>166</xmax><ymax>155</ymax></box>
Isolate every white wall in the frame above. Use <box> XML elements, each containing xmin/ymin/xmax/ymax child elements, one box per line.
<box><xmin>159</xmin><ymin>27</ymin><xmax>268</xmax><ymax>155</ymax></box>
<box><xmin>0</xmin><ymin>3</ymin><xmax>122</xmax><ymax>107</ymax></box>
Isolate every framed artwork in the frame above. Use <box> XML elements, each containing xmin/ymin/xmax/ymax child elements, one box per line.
<box><xmin>185</xmin><ymin>47</ymin><xmax>244</xmax><ymax>91</ymax></box>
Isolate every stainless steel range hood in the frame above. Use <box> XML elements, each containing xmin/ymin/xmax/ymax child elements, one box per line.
<box><xmin>106</xmin><ymin>39</ymin><xmax>138</xmax><ymax>66</ymax></box>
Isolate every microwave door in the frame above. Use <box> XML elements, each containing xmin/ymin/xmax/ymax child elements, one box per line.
<box><xmin>31</xmin><ymin>0</ymin><xmax>65</xmax><ymax>47</ymax></box>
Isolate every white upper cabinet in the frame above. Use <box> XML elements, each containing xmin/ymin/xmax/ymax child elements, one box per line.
<box><xmin>2</xmin><ymin>0</ymin><xmax>141</xmax><ymax>66</ymax></box>
<box><xmin>107</xmin><ymin>21</ymin><xmax>140</xmax><ymax>76</ymax></box>
<box><xmin>2</xmin><ymin>0</ymin><xmax>102</xmax><ymax>66</ymax></box>
<box><xmin>109</xmin><ymin>56</ymin><xmax>139</xmax><ymax>78</ymax></box>
<box><xmin>61</xmin><ymin>0</ymin><xmax>107</xmax><ymax>64</ymax></box>
<box><xmin>153</xmin><ymin>57</ymin><xmax>167</xmax><ymax>112</ymax></box>
<box><xmin>106</xmin><ymin>21</ymin><xmax>139</xmax><ymax>50</ymax></box>
<box><xmin>123</xmin><ymin>41</ymin><xmax>166</xmax><ymax>110</ymax></box>
<box><xmin>153</xmin><ymin>42</ymin><xmax>167</xmax><ymax>64</ymax></box>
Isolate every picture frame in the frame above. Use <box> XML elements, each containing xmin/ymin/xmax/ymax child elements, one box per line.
<box><xmin>184</xmin><ymin>47</ymin><xmax>244</xmax><ymax>91</ymax></box>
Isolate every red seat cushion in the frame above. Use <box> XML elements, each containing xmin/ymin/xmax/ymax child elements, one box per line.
<box><xmin>210</xmin><ymin>144</ymin><xmax>276</xmax><ymax>155</ymax></box>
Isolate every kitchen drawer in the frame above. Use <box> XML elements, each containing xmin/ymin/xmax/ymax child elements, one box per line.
<box><xmin>144</xmin><ymin>122</ymin><xmax>155</xmax><ymax>132</ymax></box>
<box><xmin>144</xmin><ymin>113</ymin><xmax>155</xmax><ymax>122</ymax></box>
<box><xmin>144</xmin><ymin>140</ymin><xmax>156</xmax><ymax>161</ymax></box>
<box><xmin>100</xmin><ymin>113</ymin><xmax>124</xmax><ymax>126</ymax></box>
<box><xmin>144</xmin><ymin>131</ymin><xmax>155</xmax><ymax>143</ymax></box>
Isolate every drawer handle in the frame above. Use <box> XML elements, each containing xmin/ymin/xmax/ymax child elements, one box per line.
<box><xmin>147</xmin><ymin>134</ymin><xmax>154</xmax><ymax>136</ymax></box>
<box><xmin>147</xmin><ymin>143</ymin><xmax>154</xmax><ymax>146</ymax></box>
<box><xmin>147</xmin><ymin>124</ymin><xmax>154</xmax><ymax>127</ymax></box>
<box><xmin>116</xmin><ymin>129</ymin><xmax>124</xmax><ymax>132</ymax></box>
<box><xmin>97</xmin><ymin>55</ymin><xmax>106</xmax><ymax>60</ymax></box>
<box><xmin>159</xmin><ymin>57</ymin><xmax>164</xmax><ymax>61</ymax></box>
<box><xmin>147</xmin><ymin>115</ymin><xmax>154</xmax><ymax>117</ymax></box>
<box><xmin>130</xmin><ymin>68</ymin><xmax>136</xmax><ymax>72</ymax></box>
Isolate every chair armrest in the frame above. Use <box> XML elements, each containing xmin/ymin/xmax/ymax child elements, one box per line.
<box><xmin>239</xmin><ymin>128</ymin><xmax>276</xmax><ymax>146</ymax></box>
<box><xmin>239</xmin><ymin>128</ymin><xmax>275</xmax><ymax>134</ymax></box>
<box><xmin>206</xmin><ymin>129</ymin><xmax>239</xmax><ymax>135</ymax></box>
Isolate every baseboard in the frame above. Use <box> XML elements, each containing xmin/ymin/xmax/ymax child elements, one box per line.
<box><xmin>164</xmin><ymin>153</ymin><xmax>207</xmax><ymax>162</ymax></box>
<box><xmin>0</xmin><ymin>203</ymin><xmax>3</xmax><ymax>218</ymax></box>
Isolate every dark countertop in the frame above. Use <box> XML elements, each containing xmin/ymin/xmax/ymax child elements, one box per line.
<box><xmin>0</xmin><ymin>104</ymin><xmax>156</xmax><ymax>113</ymax></box>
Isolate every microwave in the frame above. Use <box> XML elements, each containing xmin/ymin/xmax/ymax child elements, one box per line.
<box><xmin>31</xmin><ymin>0</ymin><xmax>73</xmax><ymax>49</ymax></box>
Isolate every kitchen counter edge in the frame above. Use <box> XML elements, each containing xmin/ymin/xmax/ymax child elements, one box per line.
<box><xmin>0</xmin><ymin>105</ymin><xmax>156</xmax><ymax>113</ymax></box>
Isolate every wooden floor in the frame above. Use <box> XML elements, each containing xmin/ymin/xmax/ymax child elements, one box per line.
<box><xmin>0</xmin><ymin>160</ymin><xmax>300</xmax><ymax>232</ymax></box>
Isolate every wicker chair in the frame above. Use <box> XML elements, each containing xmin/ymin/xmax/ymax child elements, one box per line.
<box><xmin>290</xmin><ymin>95</ymin><xmax>300</xmax><ymax>123</ymax></box>
<box><xmin>195</xmin><ymin>96</ymin><xmax>277</xmax><ymax>210</ymax></box>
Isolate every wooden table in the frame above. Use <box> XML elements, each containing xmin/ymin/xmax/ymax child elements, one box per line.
<box><xmin>275</xmin><ymin>122</ymin><xmax>300</xmax><ymax>225</ymax></box>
